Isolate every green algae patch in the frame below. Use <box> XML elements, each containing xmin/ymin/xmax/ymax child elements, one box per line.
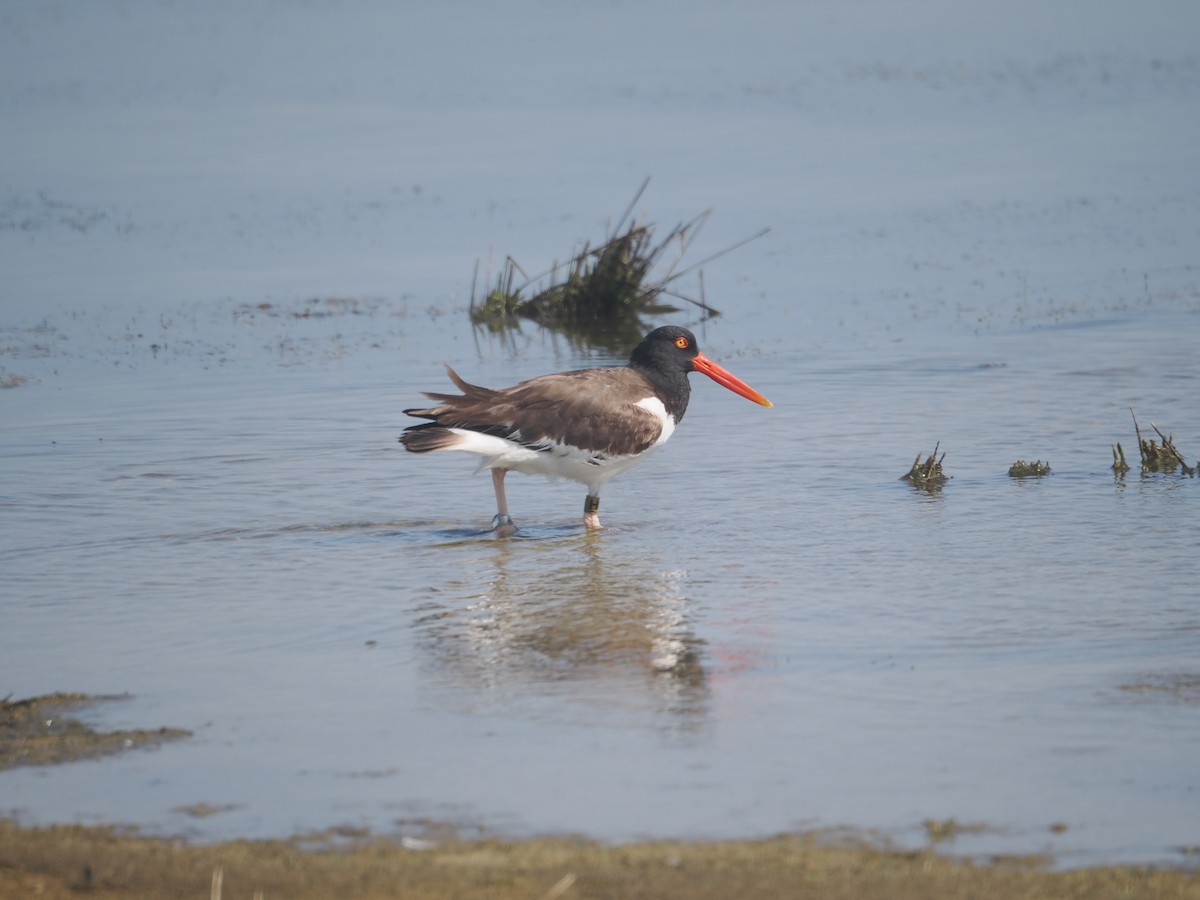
<box><xmin>2</xmin><ymin>820</ymin><xmax>1199</xmax><ymax>900</ymax></box>
<box><xmin>0</xmin><ymin>693</ymin><xmax>190</xmax><ymax>771</ymax></box>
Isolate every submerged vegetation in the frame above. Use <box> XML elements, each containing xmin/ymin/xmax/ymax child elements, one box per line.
<box><xmin>1118</xmin><ymin>672</ymin><xmax>1200</xmax><ymax>703</ymax></box>
<box><xmin>469</xmin><ymin>179</ymin><xmax>768</xmax><ymax>354</ymax></box>
<box><xmin>0</xmin><ymin>366</ymin><xmax>29</xmax><ymax>388</ymax></box>
<box><xmin>1114</xmin><ymin>409</ymin><xmax>1196</xmax><ymax>476</ymax></box>
<box><xmin>1112</xmin><ymin>441</ymin><xmax>1132</xmax><ymax>474</ymax></box>
<box><xmin>1126</xmin><ymin>408</ymin><xmax>1195</xmax><ymax>475</ymax></box>
<box><xmin>1008</xmin><ymin>459</ymin><xmax>1051</xmax><ymax>478</ymax></box>
<box><xmin>897</xmin><ymin>410</ymin><xmax>1196</xmax><ymax>488</ymax></box>
<box><xmin>922</xmin><ymin>818</ymin><xmax>996</xmax><ymax>843</ymax></box>
<box><xmin>902</xmin><ymin>444</ymin><xmax>949</xmax><ymax>490</ymax></box>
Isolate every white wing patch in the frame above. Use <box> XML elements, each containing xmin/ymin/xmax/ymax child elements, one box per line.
<box><xmin>636</xmin><ymin>396</ymin><xmax>676</xmax><ymax>448</ymax></box>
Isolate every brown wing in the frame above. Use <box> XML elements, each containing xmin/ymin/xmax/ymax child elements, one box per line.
<box><xmin>404</xmin><ymin>366</ymin><xmax>665</xmax><ymax>457</ymax></box>
<box><xmin>403</xmin><ymin>366</ymin><xmax>514</xmax><ymax>440</ymax></box>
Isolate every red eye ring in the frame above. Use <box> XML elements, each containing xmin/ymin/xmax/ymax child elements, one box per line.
<box><xmin>674</xmin><ymin>336</ymin><xmax>689</xmax><ymax>349</ymax></box>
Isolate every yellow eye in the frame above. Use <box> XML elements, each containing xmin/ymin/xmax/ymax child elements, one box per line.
<box><xmin>674</xmin><ymin>336</ymin><xmax>689</xmax><ymax>349</ymax></box>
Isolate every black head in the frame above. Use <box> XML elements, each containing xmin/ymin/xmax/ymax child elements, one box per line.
<box><xmin>626</xmin><ymin>327</ymin><xmax>699</xmax><ymax>421</ymax></box>
<box><xmin>628</xmin><ymin>326</ymin><xmax>700</xmax><ymax>374</ymax></box>
<box><xmin>629</xmin><ymin>325</ymin><xmax>773</xmax><ymax>412</ymax></box>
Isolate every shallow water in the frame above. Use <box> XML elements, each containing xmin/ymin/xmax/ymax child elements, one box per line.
<box><xmin>3</xmin><ymin>0</ymin><xmax>1199</xmax><ymax>869</ymax></box>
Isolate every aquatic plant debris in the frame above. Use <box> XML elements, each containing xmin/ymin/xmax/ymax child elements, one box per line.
<box><xmin>1128</xmin><ymin>408</ymin><xmax>1195</xmax><ymax>475</ymax></box>
<box><xmin>1117</xmin><ymin>673</ymin><xmax>1200</xmax><ymax>704</ymax></box>
<box><xmin>0</xmin><ymin>693</ymin><xmax>190</xmax><ymax>771</ymax></box>
<box><xmin>468</xmin><ymin>178</ymin><xmax>769</xmax><ymax>354</ymax></box>
<box><xmin>172</xmin><ymin>803</ymin><xmax>242</xmax><ymax>819</ymax></box>
<box><xmin>922</xmin><ymin>818</ymin><xmax>994</xmax><ymax>844</ymax></box>
<box><xmin>0</xmin><ymin>367</ymin><xmax>30</xmax><ymax>388</ymax></box>
<box><xmin>901</xmin><ymin>444</ymin><xmax>948</xmax><ymax>489</ymax></box>
<box><xmin>1008</xmin><ymin>460</ymin><xmax>1051</xmax><ymax>478</ymax></box>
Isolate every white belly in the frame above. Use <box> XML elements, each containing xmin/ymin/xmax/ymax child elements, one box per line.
<box><xmin>446</xmin><ymin>396</ymin><xmax>677</xmax><ymax>495</ymax></box>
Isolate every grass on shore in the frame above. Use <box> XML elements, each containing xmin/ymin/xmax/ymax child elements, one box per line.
<box><xmin>2</xmin><ymin>819</ymin><xmax>1197</xmax><ymax>900</ymax></box>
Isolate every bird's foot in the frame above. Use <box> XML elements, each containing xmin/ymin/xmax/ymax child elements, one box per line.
<box><xmin>582</xmin><ymin>495</ymin><xmax>602</xmax><ymax>530</ymax></box>
<box><xmin>491</xmin><ymin>514</ymin><xmax>518</xmax><ymax>536</ymax></box>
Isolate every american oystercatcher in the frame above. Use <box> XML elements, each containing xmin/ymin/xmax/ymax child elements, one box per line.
<box><xmin>400</xmin><ymin>325</ymin><xmax>772</xmax><ymax>533</ymax></box>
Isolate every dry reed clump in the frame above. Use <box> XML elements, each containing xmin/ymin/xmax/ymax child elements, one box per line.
<box><xmin>469</xmin><ymin>179</ymin><xmax>767</xmax><ymax>354</ymax></box>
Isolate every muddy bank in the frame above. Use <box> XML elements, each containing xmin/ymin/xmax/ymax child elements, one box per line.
<box><xmin>0</xmin><ymin>693</ymin><xmax>190</xmax><ymax>771</ymax></box>
<box><xmin>1</xmin><ymin>820</ymin><xmax>1197</xmax><ymax>900</ymax></box>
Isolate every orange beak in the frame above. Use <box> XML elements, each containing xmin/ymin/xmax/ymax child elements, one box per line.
<box><xmin>693</xmin><ymin>353</ymin><xmax>773</xmax><ymax>408</ymax></box>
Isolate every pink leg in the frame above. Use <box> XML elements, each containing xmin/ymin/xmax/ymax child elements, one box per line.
<box><xmin>491</xmin><ymin>468</ymin><xmax>517</xmax><ymax>535</ymax></box>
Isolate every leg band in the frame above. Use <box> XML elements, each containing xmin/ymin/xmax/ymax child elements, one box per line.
<box><xmin>583</xmin><ymin>495</ymin><xmax>600</xmax><ymax>514</ymax></box>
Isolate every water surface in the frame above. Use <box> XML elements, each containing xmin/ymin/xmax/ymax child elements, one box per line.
<box><xmin>2</xmin><ymin>0</ymin><xmax>1199</xmax><ymax>868</ymax></box>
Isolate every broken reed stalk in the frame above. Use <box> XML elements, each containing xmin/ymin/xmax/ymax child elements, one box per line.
<box><xmin>610</xmin><ymin>174</ymin><xmax>650</xmax><ymax>240</ymax></box>
<box><xmin>1150</xmin><ymin>421</ymin><xmax>1190</xmax><ymax>469</ymax></box>
<box><xmin>1112</xmin><ymin>442</ymin><xmax>1130</xmax><ymax>473</ymax></box>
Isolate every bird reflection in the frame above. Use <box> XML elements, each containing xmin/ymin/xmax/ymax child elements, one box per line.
<box><xmin>411</xmin><ymin>535</ymin><xmax>711</xmax><ymax>735</ymax></box>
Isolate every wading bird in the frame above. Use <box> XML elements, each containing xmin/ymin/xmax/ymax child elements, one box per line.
<box><xmin>400</xmin><ymin>326</ymin><xmax>772</xmax><ymax>533</ymax></box>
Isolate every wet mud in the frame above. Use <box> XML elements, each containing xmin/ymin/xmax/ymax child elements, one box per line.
<box><xmin>0</xmin><ymin>693</ymin><xmax>190</xmax><ymax>771</ymax></box>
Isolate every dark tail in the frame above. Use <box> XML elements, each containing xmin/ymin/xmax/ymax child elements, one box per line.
<box><xmin>399</xmin><ymin>423</ymin><xmax>462</xmax><ymax>453</ymax></box>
